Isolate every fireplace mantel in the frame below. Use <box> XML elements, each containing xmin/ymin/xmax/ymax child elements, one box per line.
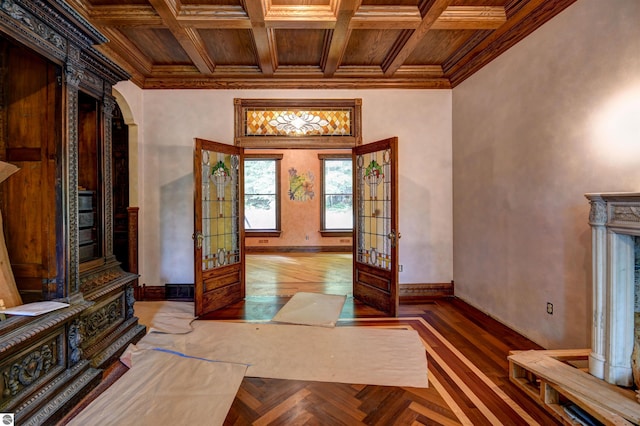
<box><xmin>586</xmin><ymin>192</ymin><xmax>640</xmax><ymax>387</ymax></box>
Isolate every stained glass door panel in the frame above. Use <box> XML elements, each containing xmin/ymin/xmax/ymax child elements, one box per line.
<box><xmin>353</xmin><ymin>137</ymin><xmax>399</xmax><ymax>316</ymax></box>
<box><xmin>194</xmin><ymin>138</ymin><xmax>244</xmax><ymax>316</ymax></box>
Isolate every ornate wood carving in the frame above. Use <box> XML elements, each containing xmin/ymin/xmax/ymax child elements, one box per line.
<box><xmin>65</xmin><ymin>62</ymin><xmax>81</xmax><ymax>295</ymax></box>
<box><xmin>82</xmin><ymin>297</ymin><xmax>123</xmax><ymax>343</ymax></box>
<box><xmin>79</xmin><ymin>266</ymin><xmax>127</xmax><ymax>294</ymax></box>
<box><xmin>0</xmin><ymin>0</ymin><xmax>143</xmax><ymax>423</ymax></box>
<box><xmin>1</xmin><ymin>338</ymin><xmax>59</xmax><ymax>400</ymax></box>
<box><xmin>102</xmin><ymin>94</ymin><xmax>115</xmax><ymax>255</ymax></box>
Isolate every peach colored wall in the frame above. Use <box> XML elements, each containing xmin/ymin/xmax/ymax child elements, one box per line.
<box><xmin>452</xmin><ymin>0</ymin><xmax>640</xmax><ymax>348</ymax></box>
<box><xmin>245</xmin><ymin>149</ymin><xmax>351</xmax><ymax>248</ymax></box>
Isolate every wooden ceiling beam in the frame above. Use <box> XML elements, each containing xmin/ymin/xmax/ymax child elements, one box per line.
<box><xmin>431</xmin><ymin>6</ymin><xmax>506</xmax><ymax>30</ymax></box>
<box><xmin>350</xmin><ymin>5</ymin><xmax>506</xmax><ymax>30</ymax></box>
<box><xmin>147</xmin><ymin>0</ymin><xmax>216</xmax><ymax>74</ymax></box>
<box><xmin>350</xmin><ymin>6</ymin><xmax>421</xmax><ymax>30</ymax></box>
<box><xmin>88</xmin><ymin>6</ymin><xmax>162</xmax><ymax>27</ymax></box>
<box><xmin>382</xmin><ymin>0</ymin><xmax>452</xmax><ymax>77</ymax></box>
<box><xmin>264</xmin><ymin>4</ymin><xmax>336</xmax><ymax>25</ymax></box>
<box><xmin>244</xmin><ymin>0</ymin><xmax>275</xmax><ymax>76</ymax></box>
<box><xmin>322</xmin><ymin>0</ymin><xmax>360</xmax><ymax>77</ymax></box>
<box><xmin>177</xmin><ymin>5</ymin><xmax>251</xmax><ymax>28</ymax></box>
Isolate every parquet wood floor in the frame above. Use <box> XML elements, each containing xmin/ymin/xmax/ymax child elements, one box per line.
<box><xmin>246</xmin><ymin>253</ymin><xmax>352</xmax><ymax>297</ymax></box>
<box><xmin>220</xmin><ymin>302</ymin><xmax>561</xmax><ymax>425</ymax></box>
<box><xmin>59</xmin><ymin>254</ymin><xmax>559</xmax><ymax>425</ymax></box>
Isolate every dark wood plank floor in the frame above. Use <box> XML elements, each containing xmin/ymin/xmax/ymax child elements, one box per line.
<box><xmin>59</xmin><ymin>297</ymin><xmax>560</xmax><ymax>425</ymax></box>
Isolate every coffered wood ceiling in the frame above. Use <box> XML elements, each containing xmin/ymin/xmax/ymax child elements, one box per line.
<box><xmin>65</xmin><ymin>0</ymin><xmax>576</xmax><ymax>89</ymax></box>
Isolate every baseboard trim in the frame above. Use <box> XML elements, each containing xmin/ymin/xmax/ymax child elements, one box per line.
<box><xmin>141</xmin><ymin>281</ymin><xmax>454</xmax><ymax>303</ymax></box>
<box><xmin>140</xmin><ymin>284</ymin><xmax>166</xmax><ymax>301</ymax></box>
<box><xmin>246</xmin><ymin>245</ymin><xmax>351</xmax><ymax>253</ymax></box>
<box><xmin>399</xmin><ymin>281</ymin><xmax>454</xmax><ymax>303</ymax></box>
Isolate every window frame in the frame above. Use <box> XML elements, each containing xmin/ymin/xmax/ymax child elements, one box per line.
<box><xmin>244</xmin><ymin>153</ymin><xmax>283</xmax><ymax>237</ymax></box>
<box><xmin>319</xmin><ymin>153</ymin><xmax>353</xmax><ymax>237</ymax></box>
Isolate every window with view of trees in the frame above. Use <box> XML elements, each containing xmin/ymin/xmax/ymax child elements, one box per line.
<box><xmin>320</xmin><ymin>155</ymin><xmax>353</xmax><ymax>234</ymax></box>
<box><xmin>244</xmin><ymin>155</ymin><xmax>282</xmax><ymax>233</ymax></box>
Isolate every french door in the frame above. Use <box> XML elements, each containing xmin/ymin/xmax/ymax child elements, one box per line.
<box><xmin>352</xmin><ymin>137</ymin><xmax>400</xmax><ymax>316</ymax></box>
<box><xmin>194</xmin><ymin>136</ymin><xmax>399</xmax><ymax>317</ymax></box>
<box><xmin>193</xmin><ymin>138</ymin><xmax>244</xmax><ymax>317</ymax></box>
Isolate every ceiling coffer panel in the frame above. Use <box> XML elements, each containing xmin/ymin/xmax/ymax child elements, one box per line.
<box><xmin>67</xmin><ymin>0</ymin><xmax>577</xmax><ymax>88</ymax></box>
<box><xmin>405</xmin><ymin>29</ymin><xmax>478</xmax><ymax>65</ymax></box>
<box><xmin>275</xmin><ymin>29</ymin><xmax>326</xmax><ymax>66</ymax></box>
<box><xmin>342</xmin><ymin>29</ymin><xmax>404</xmax><ymax>66</ymax></box>
<box><xmin>119</xmin><ymin>28</ymin><xmax>192</xmax><ymax>65</ymax></box>
<box><xmin>200</xmin><ymin>29</ymin><xmax>257</xmax><ymax>66</ymax></box>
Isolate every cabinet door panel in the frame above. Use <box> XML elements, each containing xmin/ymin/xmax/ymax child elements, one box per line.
<box><xmin>2</xmin><ymin>43</ymin><xmax>60</xmax><ymax>300</ymax></box>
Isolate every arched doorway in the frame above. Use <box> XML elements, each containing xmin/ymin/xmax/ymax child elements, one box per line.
<box><xmin>112</xmin><ymin>87</ymin><xmax>142</xmax><ymax>297</ymax></box>
<box><xmin>112</xmin><ymin>102</ymin><xmax>129</xmax><ymax>269</ymax></box>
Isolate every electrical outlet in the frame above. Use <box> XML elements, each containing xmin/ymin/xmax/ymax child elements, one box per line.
<box><xmin>547</xmin><ymin>302</ymin><xmax>553</xmax><ymax>315</ymax></box>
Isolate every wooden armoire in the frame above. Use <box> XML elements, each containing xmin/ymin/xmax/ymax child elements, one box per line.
<box><xmin>0</xmin><ymin>0</ymin><xmax>145</xmax><ymax>424</ymax></box>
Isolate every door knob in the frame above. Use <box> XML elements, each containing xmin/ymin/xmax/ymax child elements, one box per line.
<box><xmin>192</xmin><ymin>231</ymin><xmax>204</xmax><ymax>249</ymax></box>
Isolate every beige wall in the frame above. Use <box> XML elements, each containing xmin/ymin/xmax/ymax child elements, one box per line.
<box><xmin>113</xmin><ymin>87</ymin><xmax>453</xmax><ymax>288</ymax></box>
<box><xmin>452</xmin><ymin>0</ymin><xmax>640</xmax><ymax>348</ymax></box>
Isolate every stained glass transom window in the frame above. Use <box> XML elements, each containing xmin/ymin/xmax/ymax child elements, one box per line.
<box><xmin>234</xmin><ymin>98</ymin><xmax>361</xmax><ymax>148</ymax></box>
<box><xmin>244</xmin><ymin>109</ymin><xmax>352</xmax><ymax>137</ymax></box>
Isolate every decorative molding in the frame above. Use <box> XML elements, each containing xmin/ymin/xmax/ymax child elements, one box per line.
<box><xmin>89</xmin><ymin>322</ymin><xmax>145</xmax><ymax>368</ymax></box>
<box><xmin>0</xmin><ymin>0</ymin><xmax>67</xmax><ymax>57</ymax></box>
<box><xmin>103</xmin><ymin>94</ymin><xmax>115</xmax><ymax>255</ymax></box>
<box><xmin>82</xmin><ymin>270</ymin><xmax>137</xmax><ymax>301</ymax></box>
<box><xmin>66</xmin><ymin>73</ymin><xmax>80</xmax><ymax>294</ymax></box>
<box><xmin>611</xmin><ymin>205</ymin><xmax>640</xmax><ymax>224</ymax></box>
<box><xmin>30</xmin><ymin>0</ymin><xmax>104</xmax><ymax>45</ymax></box>
<box><xmin>0</xmin><ymin>303</ymin><xmax>89</xmax><ymax>353</ymax></box>
<box><xmin>79</xmin><ymin>266</ymin><xmax>127</xmax><ymax>294</ymax></box>
<box><xmin>19</xmin><ymin>362</ymin><xmax>101</xmax><ymax>426</ymax></box>
<box><xmin>589</xmin><ymin>198</ymin><xmax>607</xmax><ymax>226</ymax></box>
<box><xmin>142</xmin><ymin>76</ymin><xmax>451</xmax><ymax>90</ymax></box>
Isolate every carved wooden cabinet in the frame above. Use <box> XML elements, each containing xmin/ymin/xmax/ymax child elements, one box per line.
<box><xmin>0</xmin><ymin>0</ymin><xmax>145</xmax><ymax>423</ymax></box>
